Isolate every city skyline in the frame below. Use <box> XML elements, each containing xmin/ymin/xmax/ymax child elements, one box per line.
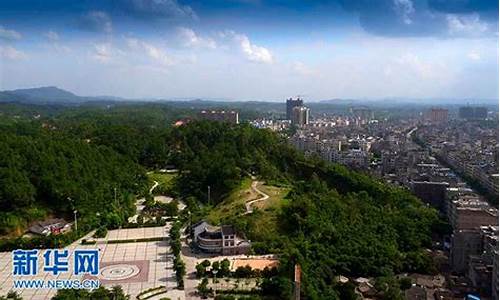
<box><xmin>0</xmin><ymin>0</ymin><xmax>498</xmax><ymax>101</ymax></box>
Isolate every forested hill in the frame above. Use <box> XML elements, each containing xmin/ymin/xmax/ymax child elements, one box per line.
<box><xmin>164</xmin><ymin>121</ymin><xmax>443</xmax><ymax>299</ymax></box>
<box><xmin>0</xmin><ymin>104</ymin><xmax>441</xmax><ymax>299</ymax></box>
<box><xmin>0</xmin><ymin>123</ymin><xmax>146</xmax><ymax>236</ymax></box>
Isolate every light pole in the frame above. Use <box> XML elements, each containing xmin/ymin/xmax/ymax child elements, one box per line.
<box><xmin>73</xmin><ymin>210</ymin><xmax>78</xmax><ymax>232</ymax></box>
<box><xmin>212</xmin><ymin>269</ymin><xmax>218</xmax><ymax>298</ymax></box>
<box><xmin>207</xmin><ymin>186</ymin><xmax>211</xmax><ymax>205</ymax></box>
<box><xmin>68</xmin><ymin>197</ymin><xmax>77</xmax><ymax>232</ymax></box>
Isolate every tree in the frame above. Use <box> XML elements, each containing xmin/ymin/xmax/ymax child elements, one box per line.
<box><xmin>93</xmin><ymin>226</ymin><xmax>107</xmax><ymax>238</ymax></box>
<box><xmin>220</xmin><ymin>259</ymin><xmax>231</xmax><ymax>277</ymax></box>
<box><xmin>197</xmin><ymin>277</ymin><xmax>212</xmax><ymax>298</ymax></box>
<box><xmin>234</xmin><ymin>265</ymin><xmax>253</xmax><ymax>278</ymax></box>
<box><xmin>0</xmin><ymin>291</ymin><xmax>23</xmax><ymax>300</ymax></box>
<box><xmin>211</xmin><ymin>261</ymin><xmax>220</xmax><ymax>275</ymax></box>
<box><xmin>51</xmin><ymin>286</ymin><xmax>130</xmax><ymax>300</ymax></box>
<box><xmin>110</xmin><ymin>286</ymin><xmax>129</xmax><ymax>300</ymax></box>
<box><xmin>399</xmin><ymin>277</ymin><xmax>413</xmax><ymax>290</ymax></box>
<box><xmin>201</xmin><ymin>259</ymin><xmax>211</xmax><ymax>268</ymax></box>
<box><xmin>196</xmin><ymin>262</ymin><xmax>207</xmax><ymax>278</ymax></box>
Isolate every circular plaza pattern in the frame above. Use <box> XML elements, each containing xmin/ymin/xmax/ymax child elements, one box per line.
<box><xmin>100</xmin><ymin>264</ymin><xmax>140</xmax><ymax>281</ymax></box>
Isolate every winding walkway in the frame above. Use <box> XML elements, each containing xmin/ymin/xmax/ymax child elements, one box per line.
<box><xmin>149</xmin><ymin>180</ymin><xmax>159</xmax><ymax>194</ymax></box>
<box><xmin>244</xmin><ymin>181</ymin><xmax>270</xmax><ymax>214</ymax></box>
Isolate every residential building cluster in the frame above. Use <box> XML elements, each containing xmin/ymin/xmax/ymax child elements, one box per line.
<box><xmin>279</xmin><ymin>103</ymin><xmax>499</xmax><ymax>299</ymax></box>
<box><xmin>198</xmin><ymin>110</ymin><xmax>239</xmax><ymax>124</ymax></box>
<box><xmin>415</xmin><ymin>121</ymin><xmax>499</xmax><ymax>196</ymax></box>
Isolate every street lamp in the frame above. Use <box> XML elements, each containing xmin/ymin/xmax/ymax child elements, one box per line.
<box><xmin>207</xmin><ymin>185</ymin><xmax>211</xmax><ymax>205</ymax></box>
<box><xmin>212</xmin><ymin>269</ymin><xmax>218</xmax><ymax>298</ymax></box>
<box><xmin>73</xmin><ymin>210</ymin><xmax>78</xmax><ymax>232</ymax></box>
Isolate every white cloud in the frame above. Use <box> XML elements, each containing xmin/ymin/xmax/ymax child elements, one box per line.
<box><xmin>446</xmin><ymin>13</ymin><xmax>488</xmax><ymax>36</ymax></box>
<box><xmin>92</xmin><ymin>43</ymin><xmax>114</xmax><ymax>63</ymax></box>
<box><xmin>291</xmin><ymin>62</ymin><xmax>317</xmax><ymax>76</ymax></box>
<box><xmin>80</xmin><ymin>11</ymin><xmax>112</xmax><ymax>33</ymax></box>
<box><xmin>0</xmin><ymin>45</ymin><xmax>27</xmax><ymax>60</ymax></box>
<box><xmin>126</xmin><ymin>38</ymin><xmax>173</xmax><ymax>66</ymax></box>
<box><xmin>42</xmin><ymin>30</ymin><xmax>71</xmax><ymax>53</ymax></box>
<box><xmin>0</xmin><ymin>26</ymin><xmax>22</xmax><ymax>41</ymax></box>
<box><xmin>393</xmin><ymin>0</ymin><xmax>415</xmax><ymax>25</ymax></box>
<box><xmin>44</xmin><ymin>30</ymin><xmax>60</xmax><ymax>42</ymax></box>
<box><xmin>395</xmin><ymin>53</ymin><xmax>435</xmax><ymax>79</ymax></box>
<box><xmin>177</xmin><ymin>27</ymin><xmax>216</xmax><ymax>49</ymax></box>
<box><xmin>125</xmin><ymin>0</ymin><xmax>197</xmax><ymax>20</ymax></box>
<box><xmin>143</xmin><ymin>43</ymin><xmax>172</xmax><ymax>66</ymax></box>
<box><xmin>238</xmin><ymin>34</ymin><xmax>273</xmax><ymax>63</ymax></box>
<box><xmin>467</xmin><ymin>50</ymin><xmax>481</xmax><ymax>61</ymax></box>
<box><xmin>222</xmin><ymin>30</ymin><xmax>273</xmax><ymax>64</ymax></box>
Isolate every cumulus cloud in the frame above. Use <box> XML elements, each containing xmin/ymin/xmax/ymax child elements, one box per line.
<box><xmin>393</xmin><ymin>0</ymin><xmax>415</xmax><ymax>25</ymax></box>
<box><xmin>0</xmin><ymin>45</ymin><xmax>27</xmax><ymax>60</ymax></box>
<box><xmin>0</xmin><ymin>26</ymin><xmax>22</xmax><ymax>41</ymax></box>
<box><xmin>221</xmin><ymin>30</ymin><xmax>273</xmax><ymax>63</ymax></box>
<box><xmin>238</xmin><ymin>35</ymin><xmax>273</xmax><ymax>63</ymax></box>
<box><xmin>92</xmin><ymin>43</ymin><xmax>114</xmax><ymax>63</ymax></box>
<box><xmin>44</xmin><ymin>30</ymin><xmax>60</xmax><ymax>42</ymax></box>
<box><xmin>121</xmin><ymin>0</ymin><xmax>197</xmax><ymax>20</ymax></box>
<box><xmin>337</xmin><ymin>0</ymin><xmax>496</xmax><ymax>38</ymax></box>
<box><xmin>177</xmin><ymin>27</ymin><xmax>216</xmax><ymax>49</ymax></box>
<box><xmin>79</xmin><ymin>11</ymin><xmax>112</xmax><ymax>33</ymax></box>
<box><xmin>394</xmin><ymin>53</ymin><xmax>443</xmax><ymax>79</ymax></box>
<box><xmin>126</xmin><ymin>38</ymin><xmax>173</xmax><ymax>66</ymax></box>
<box><xmin>446</xmin><ymin>13</ymin><xmax>489</xmax><ymax>36</ymax></box>
<box><xmin>41</xmin><ymin>30</ymin><xmax>71</xmax><ymax>53</ymax></box>
<box><xmin>467</xmin><ymin>50</ymin><xmax>481</xmax><ymax>61</ymax></box>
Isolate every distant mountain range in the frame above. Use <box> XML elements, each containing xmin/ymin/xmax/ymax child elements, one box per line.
<box><xmin>0</xmin><ymin>86</ymin><xmax>127</xmax><ymax>105</ymax></box>
<box><xmin>0</xmin><ymin>86</ymin><xmax>497</xmax><ymax>107</ymax></box>
<box><xmin>0</xmin><ymin>86</ymin><xmax>81</xmax><ymax>104</ymax></box>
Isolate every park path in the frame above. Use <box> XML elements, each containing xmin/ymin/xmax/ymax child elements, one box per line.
<box><xmin>128</xmin><ymin>180</ymin><xmax>159</xmax><ymax>223</ymax></box>
<box><xmin>149</xmin><ymin>180</ymin><xmax>159</xmax><ymax>194</ymax></box>
<box><xmin>244</xmin><ymin>181</ymin><xmax>270</xmax><ymax>214</ymax></box>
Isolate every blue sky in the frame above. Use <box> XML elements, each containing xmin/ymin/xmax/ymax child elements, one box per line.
<box><xmin>0</xmin><ymin>0</ymin><xmax>498</xmax><ymax>100</ymax></box>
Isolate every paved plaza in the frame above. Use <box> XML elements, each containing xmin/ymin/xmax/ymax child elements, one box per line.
<box><xmin>95</xmin><ymin>225</ymin><xmax>169</xmax><ymax>242</ymax></box>
<box><xmin>0</xmin><ymin>225</ymin><xmax>184</xmax><ymax>300</ymax></box>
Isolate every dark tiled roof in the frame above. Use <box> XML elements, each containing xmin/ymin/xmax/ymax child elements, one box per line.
<box><xmin>221</xmin><ymin>225</ymin><xmax>235</xmax><ymax>236</ymax></box>
<box><xmin>199</xmin><ymin>230</ymin><xmax>222</xmax><ymax>240</ymax></box>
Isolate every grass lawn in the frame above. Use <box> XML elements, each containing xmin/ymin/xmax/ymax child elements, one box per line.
<box><xmin>147</xmin><ymin>172</ymin><xmax>177</xmax><ymax>194</ymax></box>
<box><xmin>207</xmin><ymin>178</ymin><xmax>290</xmax><ymax>244</ymax></box>
<box><xmin>253</xmin><ymin>183</ymin><xmax>290</xmax><ymax>210</ymax></box>
<box><xmin>207</xmin><ymin>178</ymin><xmax>255</xmax><ymax>224</ymax></box>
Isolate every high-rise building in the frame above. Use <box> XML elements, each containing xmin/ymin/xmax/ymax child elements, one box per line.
<box><xmin>198</xmin><ymin>110</ymin><xmax>239</xmax><ymax>124</ymax></box>
<box><xmin>459</xmin><ymin>107</ymin><xmax>474</xmax><ymax>119</ymax></box>
<box><xmin>411</xmin><ymin>181</ymin><xmax>449</xmax><ymax>212</ymax></box>
<box><xmin>459</xmin><ymin>106</ymin><xmax>488</xmax><ymax>120</ymax></box>
<box><xmin>426</xmin><ymin>108</ymin><xmax>448</xmax><ymax>123</ymax></box>
<box><xmin>291</xmin><ymin>106</ymin><xmax>310</xmax><ymax>125</ymax></box>
<box><xmin>352</xmin><ymin>107</ymin><xmax>374</xmax><ymax>124</ymax></box>
<box><xmin>286</xmin><ymin>97</ymin><xmax>304</xmax><ymax>120</ymax></box>
<box><xmin>474</xmin><ymin>107</ymin><xmax>488</xmax><ymax>119</ymax></box>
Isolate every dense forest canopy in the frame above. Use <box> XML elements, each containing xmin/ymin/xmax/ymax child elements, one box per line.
<box><xmin>0</xmin><ymin>122</ymin><xmax>146</xmax><ymax>236</ymax></box>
